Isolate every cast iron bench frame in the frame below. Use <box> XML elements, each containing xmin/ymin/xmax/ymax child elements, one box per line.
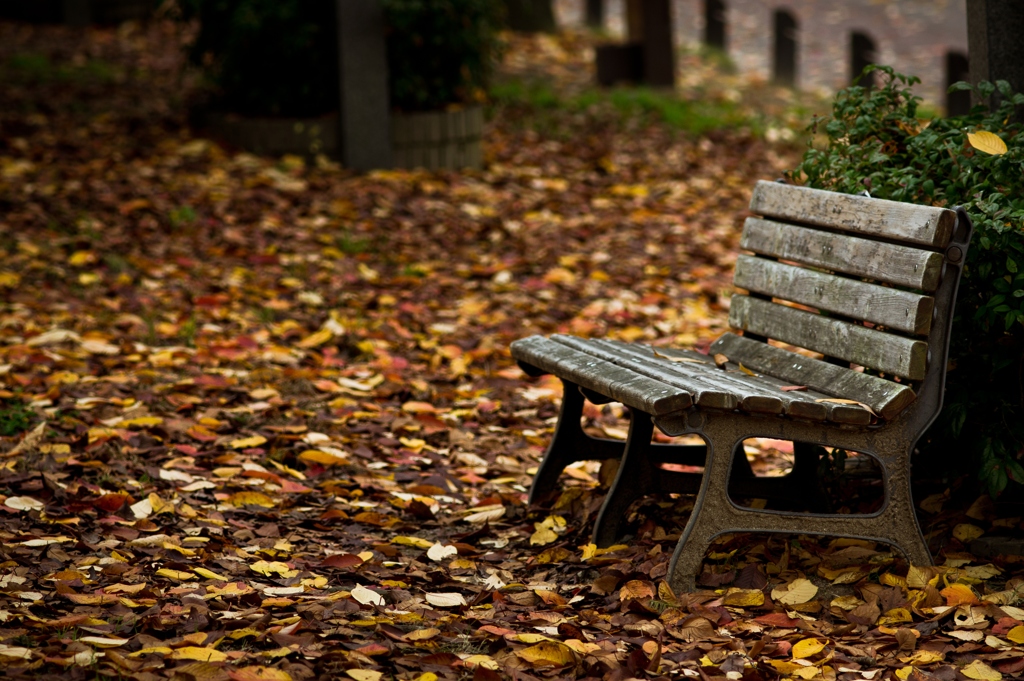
<box><xmin>511</xmin><ymin>181</ymin><xmax>973</xmax><ymax>591</ymax></box>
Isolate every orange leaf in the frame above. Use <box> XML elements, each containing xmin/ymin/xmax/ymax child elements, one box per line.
<box><xmin>941</xmin><ymin>583</ymin><xmax>979</xmax><ymax>606</ymax></box>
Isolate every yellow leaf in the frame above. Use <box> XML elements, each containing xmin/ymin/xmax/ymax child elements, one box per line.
<box><xmin>128</xmin><ymin>646</ymin><xmax>173</xmax><ymax>657</ymax></box>
<box><xmin>463</xmin><ymin>655</ymin><xmax>499</xmax><ymax>670</ymax></box>
<box><xmin>530</xmin><ymin>527</ymin><xmax>559</xmax><ymax>546</ymax></box>
<box><xmin>580</xmin><ymin>543</ymin><xmax>597</xmax><ymax>560</ymax></box>
<box><xmin>406</xmin><ymin>628</ymin><xmax>440</xmax><ymax>641</ymax></box>
<box><xmin>297</xmin><ymin>327</ymin><xmax>334</xmax><ymax>348</ymax></box>
<box><xmin>879</xmin><ymin>607</ymin><xmax>913</xmax><ymax>625</ymax></box>
<box><xmin>517</xmin><ymin>641</ymin><xmax>578</xmax><ymax>667</ymax></box>
<box><xmin>961</xmin><ymin>660</ymin><xmax>1002</xmax><ymax>681</ymax></box>
<box><xmin>515</xmin><ymin>633</ymin><xmax>554</xmax><ymax>643</ymax></box>
<box><xmin>250</xmin><ymin>561</ymin><xmax>298</xmax><ymax>578</ymax></box>
<box><xmin>193</xmin><ymin>567</ymin><xmax>230</xmax><ymax>581</ymax></box>
<box><xmin>69</xmin><ymin>250</ymin><xmax>96</xmax><ymax>266</ymax></box>
<box><xmin>298</xmin><ymin>449</ymin><xmax>348</xmax><ymax>465</ymax></box>
<box><xmin>967</xmin><ymin>130</ymin><xmax>1008</xmax><ymax>156</ymax></box>
<box><xmin>901</xmin><ymin>649</ymin><xmax>944</xmax><ymax>665</ymax></box>
<box><xmin>229</xmin><ymin>491</ymin><xmax>277</xmax><ymax>508</ymax></box>
<box><xmin>792</xmin><ymin>638</ymin><xmax>826</xmax><ymax>659</ymax></box>
<box><xmin>895</xmin><ymin>666</ymin><xmax>914</xmax><ymax>680</ymax></box>
<box><xmin>156</xmin><ymin>568</ymin><xmax>195</xmax><ymax>582</ymax></box>
<box><xmin>953</xmin><ymin>523</ymin><xmax>984</xmax><ymax>542</ymax></box>
<box><xmin>120</xmin><ymin>416</ymin><xmax>164</xmax><ymax>428</ymax></box>
<box><xmin>1006</xmin><ymin>625</ymin><xmax>1024</xmax><ymax>644</ymax></box>
<box><xmin>345</xmin><ymin>671</ymin><xmax>382</xmax><ymax>681</ymax></box>
<box><xmin>722</xmin><ymin>588</ymin><xmax>765</xmax><ymax>607</ymax></box>
<box><xmin>392</xmin><ymin>536</ymin><xmax>434</xmax><ymax>549</ymax></box>
<box><xmin>768</xmin><ymin>660</ymin><xmax>816</xmax><ymax>677</ymax></box>
<box><xmin>229</xmin><ymin>435</ymin><xmax>268</xmax><ymax>449</ymax></box>
<box><xmin>169</xmin><ymin>647</ymin><xmax>229</xmax><ymax>662</ymax></box>
<box><xmin>880</xmin><ymin>573</ymin><xmax>907</xmax><ymax>589</ymax></box>
<box><xmin>772</xmin><ymin>578</ymin><xmax>818</xmax><ymax>605</ymax></box>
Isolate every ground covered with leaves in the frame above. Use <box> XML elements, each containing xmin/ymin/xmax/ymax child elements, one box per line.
<box><xmin>2</xmin><ymin>19</ymin><xmax>1024</xmax><ymax>681</ymax></box>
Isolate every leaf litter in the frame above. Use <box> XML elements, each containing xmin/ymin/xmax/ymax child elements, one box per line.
<box><xmin>0</xmin><ymin>18</ymin><xmax>1023</xmax><ymax>681</ymax></box>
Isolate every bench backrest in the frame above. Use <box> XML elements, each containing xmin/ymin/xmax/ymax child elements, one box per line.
<box><xmin>713</xmin><ymin>180</ymin><xmax>969</xmax><ymax>421</ymax></box>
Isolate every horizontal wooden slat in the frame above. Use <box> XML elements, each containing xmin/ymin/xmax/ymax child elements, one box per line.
<box><xmin>728</xmin><ymin>296</ymin><xmax>928</xmax><ymax>380</ymax></box>
<box><xmin>510</xmin><ymin>336</ymin><xmax>692</xmax><ymax>415</ymax></box>
<box><xmin>710</xmin><ymin>333</ymin><xmax>916</xmax><ymax>420</ymax></box>
<box><xmin>740</xmin><ymin>218</ymin><xmax>944</xmax><ymax>292</ymax></box>
<box><xmin>749</xmin><ymin>181</ymin><xmax>956</xmax><ymax>248</ymax></box>
<box><xmin>599</xmin><ymin>339</ymin><xmax>871</xmax><ymax>424</ymax></box>
<box><xmin>734</xmin><ymin>255</ymin><xmax>935</xmax><ymax>335</ymax></box>
<box><xmin>551</xmin><ymin>336</ymin><xmax>739</xmax><ymax>410</ymax></box>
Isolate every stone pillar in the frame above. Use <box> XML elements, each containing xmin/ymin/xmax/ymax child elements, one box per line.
<box><xmin>967</xmin><ymin>0</ymin><xmax>1024</xmax><ymax>109</ymax></box>
<box><xmin>640</xmin><ymin>0</ymin><xmax>674</xmax><ymax>87</ymax></box>
<box><xmin>336</xmin><ymin>0</ymin><xmax>392</xmax><ymax>171</ymax></box>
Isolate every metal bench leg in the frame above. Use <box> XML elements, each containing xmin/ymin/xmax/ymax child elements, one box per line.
<box><xmin>591</xmin><ymin>410</ymin><xmax>655</xmax><ymax>547</ymax></box>
<box><xmin>528</xmin><ymin>379</ymin><xmax>623</xmax><ymax>504</ymax></box>
<box><xmin>667</xmin><ymin>427</ymin><xmax>932</xmax><ymax>592</ymax></box>
<box><xmin>875</xmin><ymin>450</ymin><xmax>932</xmax><ymax>568</ymax></box>
<box><xmin>667</xmin><ymin>426</ymin><xmax>742</xmax><ymax>591</ymax></box>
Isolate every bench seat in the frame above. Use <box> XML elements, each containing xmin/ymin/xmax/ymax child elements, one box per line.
<box><xmin>514</xmin><ymin>333</ymin><xmax>921</xmax><ymax>425</ymax></box>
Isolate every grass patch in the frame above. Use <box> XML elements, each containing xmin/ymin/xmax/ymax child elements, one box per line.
<box><xmin>489</xmin><ymin>77</ymin><xmax>756</xmax><ymax>137</ymax></box>
<box><xmin>0</xmin><ymin>52</ymin><xmax>121</xmax><ymax>86</ymax></box>
<box><xmin>0</xmin><ymin>400</ymin><xmax>34</xmax><ymax>437</ymax></box>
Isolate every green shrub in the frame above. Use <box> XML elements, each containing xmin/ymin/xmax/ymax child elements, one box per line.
<box><xmin>381</xmin><ymin>0</ymin><xmax>503</xmax><ymax>111</ymax></box>
<box><xmin>790</xmin><ymin>66</ymin><xmax>1024</xmax><ymax>496</ymax></box>
<box><xmin>178</xmin><ymin>0</ymin><xmax>338</xmax><ymax>117</ymax></box>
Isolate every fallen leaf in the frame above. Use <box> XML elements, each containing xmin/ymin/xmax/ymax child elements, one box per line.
<box><xmin>792</xmin><ymin>638</ymin><xmax>827</xmax><ymax>659</ymax></box>
<box><xmin>169</xmin><ymin>647</ymin><xmax>229</xmax><ymax>662</ymax></box>
<box><xmin>962</xmin><ymin>659</ymin><xmax>1002</xmax><ymax>681</ymax></box>
<box><xmin>3</xmin><ymin>496</ymin><xmax>44</xmax><ymax>512</ymax></box>
<box><xmin>772</xmin><ymin>578</ymin><xmax>818</xmax><ymax>605</ymax></box>
<box><xmin>425</xmin><ymin>592</ymin><xmax>467</xmax><ymax>608</ymax></box>
<box><xmin>426</xmin><ymin>543</ymin><xmax>458</xmax><ymax>562</ymax></box>
<box><xmin>967</xmin><ymin>130</ymin><xmax>1008</xmax><ymax>155</ymax></box>
<box><xmin>229</xmin><ymin>435</ymin><xmax>268</xmax><ymax>449</ymax></box>
<box><xmin>350</xmin><ymin>585</ymin><xmax>385</xmax><ymax>606</ymax></box>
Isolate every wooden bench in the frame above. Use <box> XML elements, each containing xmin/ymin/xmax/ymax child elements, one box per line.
<box><xmin>511</xmin><ymin>181</ymin><xmax>973</xmax><ymax>591</ymax></box>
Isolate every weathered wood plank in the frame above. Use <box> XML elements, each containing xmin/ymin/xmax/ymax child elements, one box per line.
<box><xmin>616</xmin><ymin>340</ymin><xmax>870</xmax><ymax>425</ymax></box>
<box><xmin>749</xmin><ymin>181</ymin><xmax>956</xmax><ymax>248</ymax></box>
<box><xmin>733</xmin><ymin>255</ymin><xmax>936</xmax><ymax>335</ymax></box>
<box><xmin>710</xmin><ymin>333</ymin><xmax>917</xmax><ymax>419</ymax></box>
<box><xmin>551</xmin><ymin>336</ymin><xmax>739</xmax><ymax>410</ymax></box>
<box><xmin>510</xmin><ymin>336</ymin><xmax>692</xmax><ymax>415</ymax></box>
<box><xmin>728</xmin><ymin>296</ymin><xmax>928</xmax><ymax>380</ymax></box>
<box><xmin>740</xmin><ymin>218</ymin><xmax>944</xmax><ymax>292</ymax></box>
<box><xmin>590</xmin><ymin>338</ymin><xmax>795</xmax><ymax>417</ymax></box>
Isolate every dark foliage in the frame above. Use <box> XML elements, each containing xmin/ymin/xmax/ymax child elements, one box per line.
<box><xmin>791</xmin><ymin>66</ymin><xmax>1024</xmax><ymax>496</ymax></box>
<box><xmin>382</xmin><ymin>0</ymin><xmax>503</xmax><ymax>111</ymax></box>
<box><xmin>178</xmin><ymin>0</ymin><xmax>338</xmax><ymax>117</ymax></box>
